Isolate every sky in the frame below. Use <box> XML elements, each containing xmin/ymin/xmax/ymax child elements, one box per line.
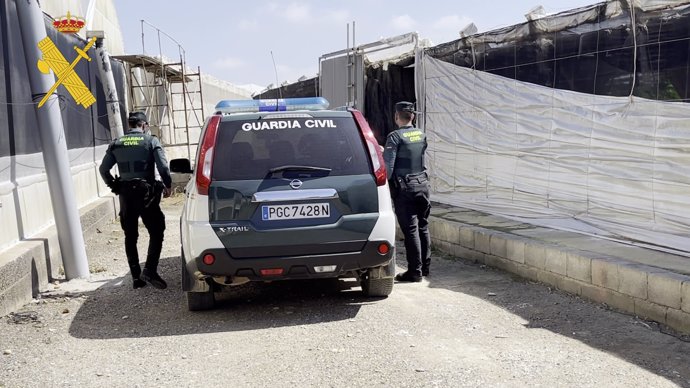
<box><xmin>113</xmin><ymin>0</ymin><xmax>600</xmax><ymax>91</ymax></box>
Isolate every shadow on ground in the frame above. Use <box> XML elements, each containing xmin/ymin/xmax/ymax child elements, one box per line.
<box><xmin>68</xmin><ymin>255</ymin><xmax>370</xmax><ymax>340</ymax></box>
<box><xmin>418</xmin><ymin>248</ymin><xmax>690</xmax><ymax>387</ymax></box>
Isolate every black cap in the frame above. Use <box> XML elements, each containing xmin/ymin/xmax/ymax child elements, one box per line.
<box><xmin>395</xmin><ymin>101</ymin><xmax>415</xmax><ymax>113</ymax></box>
<box><xmin>128</xmin><ymin>111</ymin><xmax>148</xmax><ymax>124</ymax></box>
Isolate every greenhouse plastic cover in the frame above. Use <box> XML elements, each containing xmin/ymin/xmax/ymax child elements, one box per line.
<box><xmin>421</xmin><ymin>55</ymin><xmax>690</xmax><ymax>254</ymax></box>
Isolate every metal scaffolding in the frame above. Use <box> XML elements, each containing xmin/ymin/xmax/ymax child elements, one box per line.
<box><xmin>112</xmin><ymin>20</ymin><xmax>204</xmax><ymax>161</ymax></box>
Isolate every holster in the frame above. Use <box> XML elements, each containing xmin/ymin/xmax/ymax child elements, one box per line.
<box><xmin>110</xmin><ymin>176</ymin><xmax>122</xmax><ymax>195</ymax></box>
<box><xmin>402</xmin><ymin>171</ymin><xmax>429</xmax><ymax>186</ymax></box>
<box><xmin>388</xmin><ymin>177</ymin><xmax>401</xmax><ymax>199</ymax></box>
<box><xmin>120</xmin><ymin>179</ymin><xmax>160</xmax><ymax>208</ymax></box>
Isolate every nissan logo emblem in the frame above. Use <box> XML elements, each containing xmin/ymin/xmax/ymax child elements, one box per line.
<box><xmin>289</xmin><ymin>179</ymin><xmax>303</xmax><ymax>190</ymax></box>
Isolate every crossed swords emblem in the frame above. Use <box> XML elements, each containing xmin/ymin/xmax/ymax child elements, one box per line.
<box><xmin>36</xmin><ymin>36</ymin><xmax>97</xmax><ymax>109</ymax></box>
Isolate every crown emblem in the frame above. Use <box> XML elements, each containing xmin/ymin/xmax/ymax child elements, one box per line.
<box><xmin>53</xmin><ymin>11</ymin><xmax>86</xmax><ymax>34</ymax></box>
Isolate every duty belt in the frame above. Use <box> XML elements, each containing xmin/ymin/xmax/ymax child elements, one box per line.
<box><xmin>121</xmin><ymin>178</ymin><xmax>162</xmax><ymax>208</ymax></box>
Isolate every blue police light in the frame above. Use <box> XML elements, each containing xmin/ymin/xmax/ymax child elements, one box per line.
<box><xmin>215</xmin><ymin>97</ymin><xmax>330</xmax><ymax>113</ymax></box>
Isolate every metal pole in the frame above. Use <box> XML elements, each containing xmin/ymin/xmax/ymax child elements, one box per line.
<box><xmin>140</xmin><ymin>19</ymin><xmax>146</xmax><ymax>54</ymax></box>
<box><xmin>16</xmin><ymin>0</ymin><xmax>90</xmax><ymax>279</ymax></box>
<box><xmin>92</xmin><ymin>33</ymin><xmax>124</xmax><ymax>139</ymax></box>
<box><xmin>180</xmin><ymin>52</ymin><xmax>190</xmax><ymax>160</ymax></box>
<box><xmin>353</xmin><ymin>21</ymin><xmax>357</xmax><ymax>109</ymax></box>
<box><xmin>347</xmin><ymin>23</ymin><xmax>351</xmax><ymax>107</ymax></box>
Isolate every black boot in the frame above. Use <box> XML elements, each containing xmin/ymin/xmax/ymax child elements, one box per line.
<box><xmin>133</xmin><ymin>278</ymin><xmax>147</xmax><ymax>289</ymax></box>
<box><xmin>141</xmin><ymin>268</ymin><xmax>167</xmax><ymax>289</ymax></box>
<box><xmin>395</xmin><ymin>271</ymin><xmax>423</xmax><ymax>282</ymax></box>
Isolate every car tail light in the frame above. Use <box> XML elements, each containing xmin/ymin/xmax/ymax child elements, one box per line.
<box><xmin>195</xmin><ymin>115</ymin><xmax>221</xmax><ymax>195</ymax></box>
<box><xmin>260</xmin><ymin>268</ymin><xmax>284</xmax><ymax>276</ymax></box>
<box><xmin>377</xmin><ymin>243</ymin><xmax>390</xmax><ymax>255</ymax></box>
<box><xmin>351</xmin><ymin>109</ymin><xmax>387</xmax><ymax>186</ymax></box>
<box><xmin>202</xmin><ymin>253</ymin><xmax>215</xmax><ymax>265</ymax></box>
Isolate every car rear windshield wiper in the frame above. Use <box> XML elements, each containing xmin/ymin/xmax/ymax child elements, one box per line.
<box><xmin>267</xmin><ymin>165</ymin><xmax>332</xmax><ymax>178</ymax></box>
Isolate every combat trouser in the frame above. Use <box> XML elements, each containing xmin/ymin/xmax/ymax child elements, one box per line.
<box><xmin>118</xmin><ymin>179</ymin><xmax>166</xmax><ymax>279</ymax></box>
<box><xmin>391</xmin><ymin>172</ymin><xmax>431</xmax><ymax>277</ymax></box>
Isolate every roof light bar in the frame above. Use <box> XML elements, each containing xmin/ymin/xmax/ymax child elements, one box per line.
<box><xmin>215</xmin><ymin>97</ymin><xmax>329</xmax><ymax>114</ymax></box>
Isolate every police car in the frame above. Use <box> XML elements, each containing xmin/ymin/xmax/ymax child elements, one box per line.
<box><xmin>171</xmin><ymin>97</ymin><xmax>396</xmax><ymax>310</ymax></box>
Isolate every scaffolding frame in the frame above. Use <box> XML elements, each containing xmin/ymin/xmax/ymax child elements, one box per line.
<box><xmin>112</xmin><ymin>20</ymin><xmax>205</xmax><ymax>161</ymax></box>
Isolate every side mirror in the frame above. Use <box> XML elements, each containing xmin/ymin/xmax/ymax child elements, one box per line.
<box><xmin>170</xmin><ymin>158</ymin><xmax>193</xmax><ymax>174</ymax></box>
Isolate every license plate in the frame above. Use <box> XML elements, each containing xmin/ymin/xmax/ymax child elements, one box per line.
<box><xmin>261</xmin><ymin>203</ymin><xmax>330</xmax><ymax>221</ymax></box>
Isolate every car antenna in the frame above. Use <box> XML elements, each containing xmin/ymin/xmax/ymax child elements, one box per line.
<box><xmin>270</xmin><ymin>50</ymin><xmax>283</xmax><ymax>110</ymax></box>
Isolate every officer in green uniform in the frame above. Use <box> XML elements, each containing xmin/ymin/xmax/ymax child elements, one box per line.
<box><xmin>383</xmin><ymin>101</ymin><xmax>431</xmax><ymax>282</ymax></box>
<box><xmin>99</xmin><ymin>112</ymin><xmax>172</xmax><ymax>289</ymax></box>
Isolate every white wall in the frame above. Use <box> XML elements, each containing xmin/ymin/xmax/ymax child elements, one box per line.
<box><xmin>0</xmin><ymin>147</ymin><xmax>108</xmax><ymax>253</ymax></box>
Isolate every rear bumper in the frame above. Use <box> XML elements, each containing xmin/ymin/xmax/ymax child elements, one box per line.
<box><xmin>186</xmin><ymin>240</ymin><xmax>394</xmax><ymax>283</ymax></box>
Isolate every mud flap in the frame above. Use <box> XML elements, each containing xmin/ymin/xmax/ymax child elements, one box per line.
<box><xmin>180</xmin><ymin>253</ymin><xmax>211</xmax><ymax>292</ymax></box>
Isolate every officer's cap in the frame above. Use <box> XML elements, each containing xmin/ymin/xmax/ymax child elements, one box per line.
<box><xmin>128</xmin><ymin>111</ymin><xmax>148</xmax><ymax>124</ymax></box>
<box><xmin>395</xmin><ymin>101</ymin><xmax>415</xmax><ymax>113</ymax></box>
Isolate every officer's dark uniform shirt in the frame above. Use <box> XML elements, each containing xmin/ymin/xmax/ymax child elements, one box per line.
<box><xmin>384</xmin><ymin>125</ymin><xmax>427</xmax><ymax>180</ymax></box>
<box><xmin>99</xmin><ymin>128</ymin><xmax>172</xmax><ymax>188</ymax></box>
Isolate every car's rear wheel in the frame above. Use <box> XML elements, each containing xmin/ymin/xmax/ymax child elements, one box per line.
<box><xmin>361</xmin><ymin>266</ymin><xmax>394</xmax><ymax>297</ymax></box>
<box><xmin>187</xmin><ymin>290</ymin><xmax>215</xmax><ymax>311</ymax></box>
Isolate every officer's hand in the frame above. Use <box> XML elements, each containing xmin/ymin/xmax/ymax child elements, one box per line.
<box><xmin>109</xmin><ymin>179</ymin><xmax>121</xmax><ymax>195</ymax></box>
<box><xmin>163</xmin><ymin>186</ymin><xmax>172</xmax><ymax>198</ymax></box>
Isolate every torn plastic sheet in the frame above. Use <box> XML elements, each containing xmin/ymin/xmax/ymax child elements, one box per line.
<box><xmin>422</xmin><ymin>55</ymin><xmax>690</xmax><ymax>255</ymax></box>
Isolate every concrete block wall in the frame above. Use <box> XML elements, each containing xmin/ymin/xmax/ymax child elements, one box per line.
<box><xmin>0</xmin><ymin>196</ymin><xmax>118</xmax><ymax>318</ymax></box>
<box><xmin>429</xmin><ymin>216</ymin><xmax>690</xmax><ymax>335</ymax></box>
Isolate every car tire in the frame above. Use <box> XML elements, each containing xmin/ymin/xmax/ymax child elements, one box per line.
<box><xmin>187</xmin><ymin>290</ymin><xmax>215</xmax><ymax>311</ymax></box>
<box><xmin>361</xmin><ymin>267</ymin><xmax>394</xmax><ymax>297</ymax></box>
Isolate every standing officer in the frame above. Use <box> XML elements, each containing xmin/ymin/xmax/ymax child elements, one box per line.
<box><xmin>99</xmin><ymin>112</ymin><xmax>172</xmax><ymax>289</ymax></box>
<box><xmin>383</xmin><ymin>101</ymin><xmax>431</xmax><ymax>282</ymax></box>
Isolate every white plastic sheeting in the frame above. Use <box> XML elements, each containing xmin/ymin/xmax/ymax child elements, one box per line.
<box><xmin>421</xmin><ymin>55</ymin><xmax>690</xmax><ymax>254</ymax></box>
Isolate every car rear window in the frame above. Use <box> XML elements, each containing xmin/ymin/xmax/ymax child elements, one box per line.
<box><xmin>212</xmin><ymin>116</ymin><xmax>371</xmax><ymax>180</ymax></box>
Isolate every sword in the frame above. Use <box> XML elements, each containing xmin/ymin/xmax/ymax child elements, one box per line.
<box><xmin>38</xmin><ymin>36</ymin><xmax>97</xmax><ymax>108</ymax></box>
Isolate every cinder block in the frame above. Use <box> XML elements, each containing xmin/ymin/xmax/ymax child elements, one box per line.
<box><xmin>428</xmin><ymin>222</ymin><xmax>441</xmax><ymax>242</ymax></box>
<box><xmin>450</xmin><ymin>244</ymin><xmax>479</xmax><ymax>262</ymax></box>
<box><xmin>580</xmin><ymin>283</ymin><xmax>635</xmax><ymax>313</ymax></box>
<box><xmin>648</xmin><ymin>272</ymin><xmax>688</xmax><ymax>310</ymax></box>
<box><xmin>506</xmin><ymin>239</ymin><xmax>525</xmax><ymax>264</ymax></box>
<box><xmin>537</xmin><ymin>269</ymin><xmax>561</xmax><ymax>288</ymax></box>
<box><xmin>485</xmin><ymin>255</ymin><xmax>518</xmax><ymax>275</ymax></box>
<box><xmin>617</xmin><ymin>264</ymin><xmax>648</xmax><ymax>300</ymax></box>
<box><xmin>682</xmin><ymin>281</ymin><xmax>690</xmax><ymax>314</ymax></box>
<box><xmin>580</xmin><ymin>283</ymin><xmax>607</xmax><ymax>305</ymax></box>
<box><xmin>558</xmin><ymin>277</ymin><xmax>582</xmax><ymax>296</ymax></box>
<box><xmin>0</xmin><ymin>271</ymin><xmax>32</xmax><ymax>318</ymax></box>
<box><xmin>484</xmin><ymin>254</ymin><xmax>500</xmax><ymax>269</ymax></box>
<box><xmin>474</xmin><ymin>230</ymin><xmax>491</xmax><ymax>254</ymax></box>
<box><xmin>429</xmin><ymin>222</ymin><xmax>445</xmax><ymax>243</ymax></box>
<box><xmin>544</xmin><ymin>246</ymin><xmax>567</xmax><ymax>275</ymax></box>
<box><xmin>474</xmin><ymin>252</ymin><xmax>487</xmax><ymax>265</ymax></box>
<box><xmin>490</xmin><ymin>234</ymin><xmax>507</xmax><ymax>257</ymax></box>
<box><xmin>666</xmin><ymin>309</ymin><xmax>690</xmax><ymax>335</ymax></box>
<box><xmin>634</xmin><ymin>299</ymin><xmax>668</xmax><ymax>325</ymax></box>
<box><xmin>459</xmin><ymin>227</ymin><xmax>474</xmax><ymax>249</ymax></box>
<box><xmin>516</xmin><ymin>264</ymin><xmax>539</xmax><ymax>282</ymax></box>
<box><xmin>439</xmin><ymin>241</ymin><xmax>454</xmax><ymax>259</ymax></box>
<box><xmin>440</xmin><ymin>240</ymin><xmax>485</xmax><ymax>264</ymax></box>
<box><xmin>433</xmin><ymin>239</ymin><xmax>451</xmax><ymax>255</ymax></box>
<box><xmin>592</xmin><ymin>258</ymin><xmax>620</xmax><ymax>291</ymax></box>
<box><xmin>566</xmin><ymin>251</ymin><xmax>592</xmax><ymax>283</ymax></box>
<box><xmin>438</xmin><ymin>221</ymin><xmax>461</xmax><ymax>243</ymax></box>
<box><xmin>524</xmin><ymin>243</ymin><xmax>546</xmax><ymax>269</ymax></box>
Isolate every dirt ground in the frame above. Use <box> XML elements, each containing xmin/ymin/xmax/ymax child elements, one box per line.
<box><xmin>1</xmin><ymin>195</ymin><xmax>689</xmax><ymax>388</ymax></box>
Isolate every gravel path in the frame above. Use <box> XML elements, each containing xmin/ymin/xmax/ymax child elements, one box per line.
<box><xmin>1</xmin><ymin>195</ymin><xmax>689</xmax><ymax>388</ymax></box>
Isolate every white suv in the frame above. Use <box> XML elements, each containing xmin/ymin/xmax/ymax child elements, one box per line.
<box><xmin>170</xmin><ymin>98</ymin><xmax>396</xmax><ymax>311</ymax></box>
